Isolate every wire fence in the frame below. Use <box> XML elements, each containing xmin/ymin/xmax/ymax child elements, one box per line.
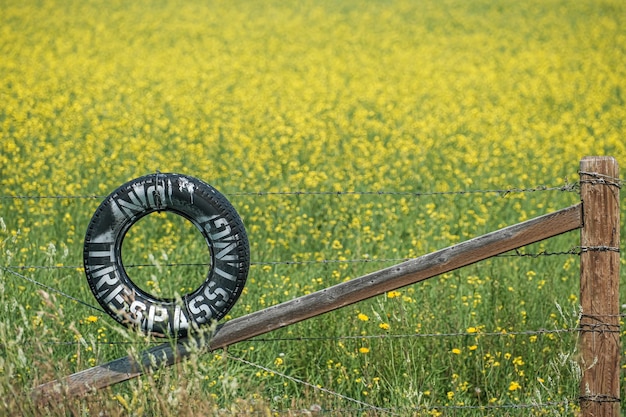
<box><xmin>0</xmin><ymin>179</ymin><xmax>592</xmax><ymax>201</ymax></box>
<box><xmin>1</xmin><ymin>178</ymin><xmax>624</xmax><ymax>414</ymax></box>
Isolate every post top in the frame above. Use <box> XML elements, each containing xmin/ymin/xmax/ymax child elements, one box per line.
<box><xmin>580</xmin><ymin>156</ymin><xmax>619</xmax><ymax>176</ymax></box>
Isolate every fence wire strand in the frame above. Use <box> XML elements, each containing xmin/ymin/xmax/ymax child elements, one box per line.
<box><xmin>3</xmin><ymin>244</ymin><xmax>583</xmax><ymax>272</ymax></box>
<box><xmin>0</xmin><ymin>181</ymin><xmax>587</xmax><ymax>201</ymax></box>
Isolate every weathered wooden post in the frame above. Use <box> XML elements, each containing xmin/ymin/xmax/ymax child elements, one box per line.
<box><xmin>579</xmin><ymin>156</ymin><xmax>621</xmax><ymax>416</ymax></box>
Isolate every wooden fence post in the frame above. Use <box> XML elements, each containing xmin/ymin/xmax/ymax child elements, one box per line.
<box><xmin>579</xmin><ymin>156</ymin><xmax>621</xmax><ymax>416</ymax></box>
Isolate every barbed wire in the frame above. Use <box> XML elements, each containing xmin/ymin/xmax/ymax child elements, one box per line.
<box><xmin>0</xmin><ymin>182</ymin><xmax>585</xmax><ymax>201</ymax></box>
<box><xmin>227</xmin><ymin>183</ymin><xmax>581</xmax><ymax>197</ymax></box>
<box><xmin>3</xmin><ymin>174</ymin><xmax>624</xmax><ymax>202</ymax></box>
<box><xmin>578</xmin><ymin>171</ymin><xmax>623</xmax><ymax>189</ymax></box>
<box><xmin>0</xmin><ymin>243</ymin><xmax>588</xmax><ymax>324</ymax></box>
<box><xmin>2</xmin><ymin>244</ymin><xmax>584</xmax><ymax>272</ymax></box>
<box><xmin>3</xmin><ymin>171</ymin><xmax>626</xmax><ymax>202</ymax></box>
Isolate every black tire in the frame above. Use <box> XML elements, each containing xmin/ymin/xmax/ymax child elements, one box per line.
<box><xmin>83</xmin><ymin>173</ymin><xmax>249</xmax><ymax>338</ymax></box>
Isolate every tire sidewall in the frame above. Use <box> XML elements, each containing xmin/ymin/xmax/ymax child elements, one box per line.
<box><xmin>83</xmin><ymin>173</ymin><xmax>249</xmax><ymax>337</ymax></box>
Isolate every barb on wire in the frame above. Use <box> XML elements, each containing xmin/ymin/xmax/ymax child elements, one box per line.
<box><xmin>578</xmin><ymin>245</ymin><xmax>620</xmax><ymax>253</ymax></box>
<box><xmin>0</xmin><ymin>266</ymin><xmax>105</xmax><ymax>314</ymax></box>
<box><xmin>579</xmin><ymin>394</ymin><xmax>621</xmax><ymax>404</ymax></box>
<box><xmin>578</xmin><ymin>171</ymin><xmax>623</xmax><ymax>189</ymax></box>
<box><xmin>502</xmin><ymin>248</ymin><xmax>582</xmax><ymax>258</ymax></box>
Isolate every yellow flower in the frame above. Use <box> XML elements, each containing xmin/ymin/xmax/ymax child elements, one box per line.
<box><xmin>86</xmin><ymin>315</ymin><xmax>98</xmax><ymax>323</ymax></box>
<box><xmin>508</xmin><ymin>381</ymin><xmax>521</xmax><ymax>391</ymax></box>
<box><xmin>274</xmin><ymin>357</ymin><xmax>284</xmax><ymax>366</ymax></box>
<box><xmin>359</xmin><ymin>347</ymin><xmax>370</xmax><ymax>354</ymax></box>
<box><xmin>357</xmin><ymin>313</ymin><xmax>369</xmax><ymax>322</ymax></box>
<box><xmin>378</xmin><ymin>323</ymin><xmax>390</xmax><ymax>330</ymax></box>
<box><xmin>451</xmin><ymin>348</ymin><xmax>461</xmax><ymax>355</ymax></box>
<box><xmin>331</xmin><ymin>239</ymin><xmax>343</xmax><ymax>250</ymax></box>
<box><xmin>387</xmin><ymin>290</ymin><xmax>401</xmax><ymax>299</ymax></box>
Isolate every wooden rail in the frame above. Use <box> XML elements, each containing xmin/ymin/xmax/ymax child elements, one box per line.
<box><xmin>32</xmin><ymin>202</ymin><xmax>583</xmax><ymax>400</ymax></box>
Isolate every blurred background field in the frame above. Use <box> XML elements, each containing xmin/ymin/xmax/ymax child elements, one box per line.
<box><xmin>1</xmin><ymin>0</ymin><xmax>625</xmax><ymax>415</ymax></box>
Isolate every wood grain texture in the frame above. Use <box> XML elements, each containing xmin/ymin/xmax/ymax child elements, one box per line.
<box><xmin>33</xmin><ymin>203</ymin><xmax>582</xmax><ymax>400</ymax></box>
<box><xmin>579</xmin><ymin>157</ymin><xmax>620</xmax><ymax>417</ymax></box>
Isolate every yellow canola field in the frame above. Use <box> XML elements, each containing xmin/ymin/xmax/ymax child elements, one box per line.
<box><xmin>2</xmin><ymin>0</ymin><xmax>624</xmax><ymax>199</ymax></box>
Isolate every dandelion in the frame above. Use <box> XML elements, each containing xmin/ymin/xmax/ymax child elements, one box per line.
<box><xmin>451</xmin><ymin>348</ymin><xmax>461</xmax><ymax>355</ymax></box>
<box><xmin>378</xmin><ymin>323</ymin><xmax>390</xmax><ymax>330</ymax></box>
<box><xmin>357</xmin><ymin>313</ymin><xmax>369</xmax><ymax>322</ymax></box>
<box><xmin>86</xmin><ymin>315</ymin><xmax>98</xmax><ymax>323</ymax></box>
<box><xmin>359</xmin><ymin>347</ymin><xmax>370</xmax><ymax>354</ymax></box>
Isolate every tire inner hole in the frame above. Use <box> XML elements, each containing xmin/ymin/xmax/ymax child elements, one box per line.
<box><xmin>121</xmin><ymin>211</ymin><xmax>211</xmax><ymax>300</ymax></box>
